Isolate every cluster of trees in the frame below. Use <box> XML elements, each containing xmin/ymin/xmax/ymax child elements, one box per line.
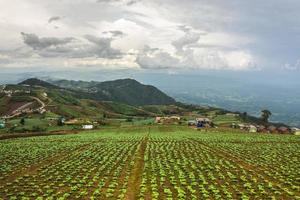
<box><xmin>261</xmin><ymin>110</ymin><xmax>272</xmax><ymax>123</ymax></box>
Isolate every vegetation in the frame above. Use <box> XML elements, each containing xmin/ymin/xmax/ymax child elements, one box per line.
<box><xmin>261</xmin><ymin>109</ymin><xmax>272</xmax><ymax>123</ymax></box>
<box><xmin>0</xmin><ymin>126</ymin><xmax>299</xmax><ymax>199</ymax></box>
<box><xmin>20</xmin><ymin>118</ymin><xmax>25</xmax><ymax>125</ymax></box>
<box><xmin>1</xmin><ymin>79</ymin><xmax>284</xmax><ymax>129</ymax></box>
<box><xmin>51</xmin><ymin>78</ymin><xmax>176</xmax><ymax>106</ymax></box>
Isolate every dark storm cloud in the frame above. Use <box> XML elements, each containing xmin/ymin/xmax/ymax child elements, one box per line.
<box><xmin>48</xmin><ymin>16</ymin><xmax>61</xmax><ymax>23</ymax></box>
<box><xmin>21</xmin><ymin>32</ymin><xmax>74</xmax><ymax>50</ymax></box>
<box><xmin>109</xmin><ymin>30</ymin><xmax>124</xmax><ymax>37</ymax></box>
<box><xmin>84</xmin><ymin>34</ymin><xmax>122</xmax><ymax>58</ymax></box>
<box><xmin>20</xmin><ymin>32</ymin><xmax>122</xmax><ymax>59</ymax></box>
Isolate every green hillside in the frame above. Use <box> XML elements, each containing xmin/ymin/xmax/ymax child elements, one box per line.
<box><xmin>51</xmin><ymin>78</ymin><xmax>176</xmax><ymax>106</ymax></box>
<box><xmin>0</xmin><ymin>78</ymin><xmax>288</xmax><ymax>134</ymax></box>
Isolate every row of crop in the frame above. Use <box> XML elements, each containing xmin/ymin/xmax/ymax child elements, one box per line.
<box><xmin>138</xmin><ymin>136</ymin><xmax>298</xmax><ymax>199</ymax></box>
<box><xmin>0</xmin><ymin>135</ymin><xmax>142</xmax><ymax>199</ymax></box>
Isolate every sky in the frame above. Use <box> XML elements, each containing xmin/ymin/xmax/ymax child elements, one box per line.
<box><xmin>0</xmin><ymin>0</ymin><xmax>300</xmax><ymax>73</ymax></box>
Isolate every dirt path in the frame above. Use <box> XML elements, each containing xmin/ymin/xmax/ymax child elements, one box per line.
<box><xmin>0</xmin><ymin>130</ymin><xmax>80</xmax><ymax>140</ymax></box>
<box><xmin>124</xmin><ymin>135</ymin><xmax>148</xmax><ymax>199</ymax></box>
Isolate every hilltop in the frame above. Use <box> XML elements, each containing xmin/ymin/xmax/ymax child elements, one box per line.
<box><xmin>19</xmin><ymin>78</ymin><xmax>60</xmax><ymax>89</ymax></box>
<box><xmin>0</xmin><ymin>78</ymin><xmax>178</xmax><ymax>120</ymax></box>
<box><xmin>50</xmin><ymin>78</ymin><xmax>176</xmax><ymax>106</ymax></box>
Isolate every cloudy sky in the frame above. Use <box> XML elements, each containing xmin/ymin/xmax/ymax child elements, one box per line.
<box><xmin>0</xmin><ymin>0</ymin><xmax>300</xmax><ymax>72</ymax></box>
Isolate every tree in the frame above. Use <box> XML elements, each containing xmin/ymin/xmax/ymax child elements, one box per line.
<box><xmin>126</xmin><ymin>117</ymin><xmax>133</xmax><ymax>122</ymax></box>
<box><xmin>241</xmin><ymin>112</ymin><xmax>248</xmax><ymax>121</ymax></box>
<box><xmin>20</xmin><ymin>118</ymin><xmax>25</xmax><ymax>125</ymax></box>
<box><xmin>261</xmin><ymin>110</ymin><xmax>272</xmax><ymax>123</ymax></box>
<box><xmin>57</xmin><ymin>116</ymin><xmax>65</xmax><ymax>126</ymax></box>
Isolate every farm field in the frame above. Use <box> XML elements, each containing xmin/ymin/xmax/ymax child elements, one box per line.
<box><xmin>0</xmin><ymin>126</ymin><xmax>299</xmax><ymax>199</ymax></box>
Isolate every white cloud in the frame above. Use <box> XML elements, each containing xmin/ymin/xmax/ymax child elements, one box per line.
<box><xmin>1</xmin><ymin>0</ymin><xmax>297</xmax><ymax>71</ymax></box>
<box><xmin>284</xmin><ymin>60</ymin><xmax>300</xmax><ymax>71</ymax></box>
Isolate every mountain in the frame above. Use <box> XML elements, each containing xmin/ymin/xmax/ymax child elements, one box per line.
<box><xmin>0</xmin><ymin>78</ymin><xmax>177</xmax><ymax>119</ymax></box>
<box><xmin>19</xmin><ymin>78</ymin><xmax>60</xmax><ymax>89</ymax></box>
<box><xmin>0</xmin><ymin>79</ymin><xmax>188</xmax><ymax>119</ymax></box>
<box><xmin>0</xmin><ymin>78</ymin><xmax>288</xmax><ymax>128</ymax></box>
<box><xmin>50</xmin><ymin>78</ymin><xmax>176</xmax><ymax>106</ymax></box>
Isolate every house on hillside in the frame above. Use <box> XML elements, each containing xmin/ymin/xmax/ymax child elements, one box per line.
<box><xmin>237</xmin><ymin>124</ymin><xmax>246</xmax><ymax>130</ymax></box>
<box><xmin>188</xmin><ymin>120</ymin><xmax>197</xmax><ymax>126</ymax></box>
<box><xmin>226</xmin><ymin>113</ymin><xmax>239</xmax><ymax>117</ymax></box>
<box><xmin>196</xmin><ymin>118</ymin><xmax>212</xmax><ymax>128</ymax></box>
<box><xmin>277</xmin><ymin>126</ymin><xmax>290</xmax><ymax>134</ymax></box>
<box><xmin>231</xmin><ymin>123</ymin><xmax>238</xmax><ymax>129</ymax></box>
<box><xmin>268</xmin><ymin>125</ymin><xmax>277</xmax><ymax>133</ymax></box>
<box><xmin>291</xmin><ymin>128</ymin><xmax>300</xmax><ymax>135</ymax></box>
<box><xmin>257</xmin><ymin>125</ymin><xmax>267</xmax><ymax>133</ymax></box>
<box><xmin>82</xmin><ymin>124</ymin><xmax>94</xmax><ymax>130</ymax></box>
<box><xmin>170</xmin><ymin>116</ymin><xmax>181</xmax><ymax>121</ymax></box>
<box><xmin>0</xmin><ymin>120</ymin><xmax>5</xmax><ymax>129</ymax></box>
<box><xmin>155</xmin><ymin>116</ymin><xmax>181</xmax><ymax>124</ymax></box>
<box><xmin>65</xmin><ymin>119</ymin><xmax>80</xmax><ymax>125</ymax></box>
<box><xmin>248</xmin><ymin>125</ymin><xmax>257</xmax><ymax>133</ymax></box>
<box><xmin>155</xmin><ymin>117</ymin><xmax>162</xmax><ymax>123</ymax></box>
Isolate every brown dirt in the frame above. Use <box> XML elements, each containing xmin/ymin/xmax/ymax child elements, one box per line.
<box><xmin>124</xmin><ymin>136</ymin><xmax>148</xmax><ymax>200</ymax></box>
<box><xmin>0</xmin><ymin>130</ymin><xmax>80</xmax><ymax>140</ymax></box>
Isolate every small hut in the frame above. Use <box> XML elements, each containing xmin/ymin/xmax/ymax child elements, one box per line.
<box><xmin>257</xmin><ymin>125</ymin><xmax>267</xmax><ymax>133</ymax></box>
<box><xmin>196</xmin><ymin>118</ymin><xmax>212</xmax><ymax>128</ymax></box>
<box><xmin>155</xmin><ymin>117</ymin><xmax>162</xmax><ymax>123</ymax></box>
<box><xmin>82</xmin><ymin>124</ymin><xmax>94</xmax><ymax>130</ymax></box>
<box><xmin>291</xmin><ymin>128</ymin><xmax>300</xmax><ymax>135</ymax></box>
<box><xmin>268</xmin><ymin>125</ymin><xmax>277</xmax><ymax>133</ymax></box>
<box><xmin>188</xmin><ymin>120</ymin><xmax>197</xmax><ymax>126</ymax></box>
<box><xmin>238</xmin><ymin>124</ymin><xmax>246</xmax><ymax>130</ymax></box>
<box><xmin>248</xmin><ymin>125</ymin><xmax>257</xmax><ymax>133</ymax></box>
<box><xmin>0</xmin><ymin>120</ymin><xmax>5</xmax><ymax>129</ymax></box>
<box><xmin>277</xmin><ymin>126</ymin><xmax>290</xmax><ymax>134</ymax></box>
<box><xmin>231</xmin><ymin>123</ymin><xmax>238</xmax><ymax>129</ymax></box>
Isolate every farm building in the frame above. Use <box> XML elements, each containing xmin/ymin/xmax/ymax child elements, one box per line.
<box><xmin>291</xmin><ymin>128</ymin><xmax>300</xmax><ymax>135</ymax></box>
<box><xmin>277</xmin><ymin>126</ymin><xmax>290</xmax><ymax>134</ymax></box>
<box><xmin>237</xmin><ymin>124</ymin><xmax>246</xmax><ymax>130</ymax></box>
<box><xmin>188</xmin><ymin>120</ymin><xmax>197</xmax><ymax>126</ymax></box>
<box><xmin>226</xmin><ymin>113</ymin><xmax>239</xmax><ymax>117</ymax></box>
<box><xmin>268</xmin><ymin>126</ymin><xmax>277</xmax><ymax>133</ymax></box>
<box><xmin>0</xmin><ymin>120</ymin><xmax>5</xmax><ymax>129</ymax></box>
<box><xmin>155</xmin><ymin>116</ymin><xmax>181</xmax><ymax>124</ymax></box>
<box><xmin>155</xmin><ymin>117</ymin><xmax>162</xmax><ymax>123</ymax></box>
<box><xmin>248</xmin><ymin>125</ymin><xmax>257</xmax><ymax>133</ymax></box>
<box><xmin>257</xmin><ymin>125</ymin><xmax>267</xmax><ymax>133</ymax></box>
<box><xmin>65</xmin><ymin>119</ymin><xmax>80</xmax><ymax>125</ymax></box>
<box><xmin>82</xmin><ymin>124</ymin><xmax>94</xmax><ymax>130</ymax></box>
<box><xmin>231</xmin><ymin>123</ymin><xmax>238</xmax><ymax>129</ymax></box>
<box><xmin>196</xmin><ymin>118</ymin><xmax>212</xmax><ymax>128</ymax></box>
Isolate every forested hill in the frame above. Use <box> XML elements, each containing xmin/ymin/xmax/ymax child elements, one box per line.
<box><xmin>50</xmin><ymin>78</ymin><xmax>176</xmax><ymax>106</ymax></box>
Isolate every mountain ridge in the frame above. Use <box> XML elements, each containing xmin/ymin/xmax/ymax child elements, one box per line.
<box><xmin>48</xmin><ymin>78</ymin><xmax>176</xmax><ymax>106</ymax></box>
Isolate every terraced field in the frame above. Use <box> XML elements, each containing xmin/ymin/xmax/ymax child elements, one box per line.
<box><xmin>0</xmin><ymin>126</ymin><xmax>299</xmax><ymax>199</ymax></box>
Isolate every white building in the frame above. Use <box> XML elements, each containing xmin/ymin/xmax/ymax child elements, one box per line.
<box><xmin>82</xmin><ymin>124</ymin><xmax>94</xmax><ymax>130</ymax></box>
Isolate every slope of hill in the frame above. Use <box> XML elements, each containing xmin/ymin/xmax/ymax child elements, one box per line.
<box><xmin>0</xmin><ymin>78</ymin><xmax>288</xmax><ymax>129</ymax></box>
<box><xmin>50</xmin><ymin>78</ymin><xmax>176</xmax><ymax>106</ymax></box>
<box><xmin>19</xmin><ymin>78</ymin><xmax>60</xmax><ymax>89</ymax></box>
<box><xmin>0</xmin><ymin>78</ymin><xmax>178</xmax><ymax>119</ymax></box>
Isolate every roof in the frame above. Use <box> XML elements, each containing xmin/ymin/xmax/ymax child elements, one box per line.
<box><xmin>268</xmin><ymin>125</ymin><xmax>277</xmax><ymax>130</ymax></box>
<box><xmin>196</xmin><ymin>118</ymin><xmax>211</xmax><ymax>122</ymax></box>
<box><xmin>278</xmin><ymin>126</ymin><xmax>289</xmax><ymax>131</ymax></box>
